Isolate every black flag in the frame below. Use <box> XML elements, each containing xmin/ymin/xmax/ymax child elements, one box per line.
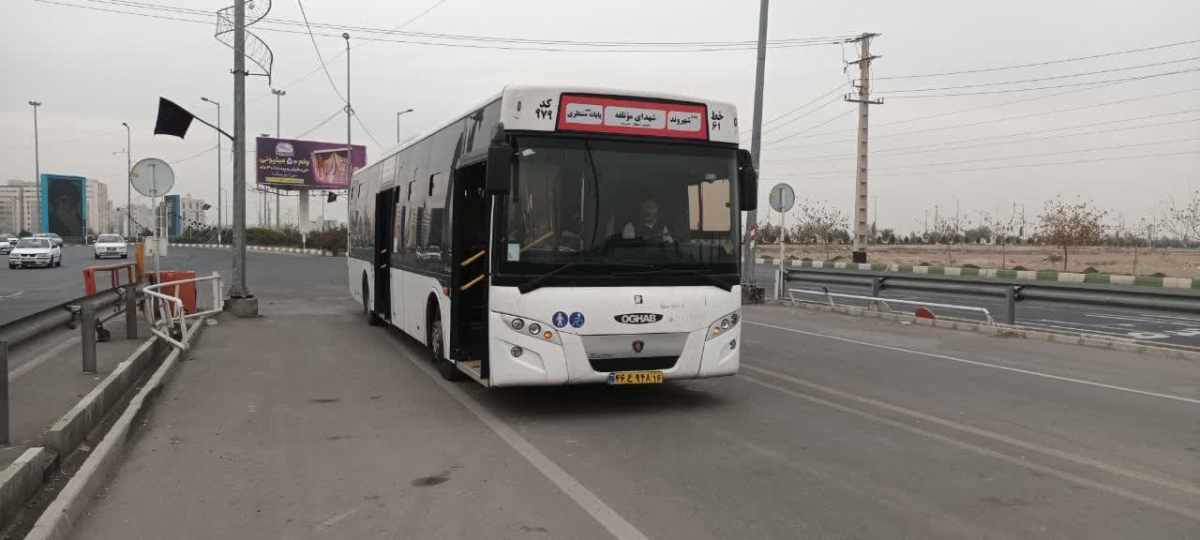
<box><xmin>154</xmin><ymin>98</ymin><xmax>195</xmax><ymax>138</ymax></box>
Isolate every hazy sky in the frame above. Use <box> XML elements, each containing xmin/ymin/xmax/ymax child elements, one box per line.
<box><xmin>2</xmin><ymin>0</ymin><xmax>1197</xmax><ymax>234</ymax></box>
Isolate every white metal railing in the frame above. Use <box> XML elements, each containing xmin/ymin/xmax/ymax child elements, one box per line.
<box><xmin>144</xmin><ymin>272</ymin><xmax>223</xmax><ymax>350</ymax></box>
<box><xmin>788</xmin><ymin>287</ymin><xmax>995</xmax><ymax>326</ymax></box>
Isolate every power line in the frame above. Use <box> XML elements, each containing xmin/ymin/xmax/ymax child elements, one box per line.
<box><xmin>354</xmin><ymin>113</ymin><xmax>385</xmax><ymax>150</ymax></box>
<box><xmin>295</xmin><ymin>0</ymin><xmax>346</xmax><ymax>104</ymax></box>
<box><xmin>872</xmin><ymin>135</ymin><xmax>1200</xmax><ymax>171</ymax></box>
<box><xmin>881</xmin><ymin>66</ymin><xmax>1200</xmax><ymax>98</ymax></box>
<box><xmin>762</xmin><ymin>108</ymin><xmax>857</xmax><ymax>147</ymax></box>
<box><xmin>766</xmin><ymin>110</ymin><xmax>1200</xmax><ymax>163</ymax></box>
<box><xmin>742</xmin><ymin>82</ymin><xmax>848</xmax><ymax>140</ymax></box>
<box><xmin>879</xmin><ymin>56</ymin><xmax>1200</xmax><ymax>93</ymax></box>
<box><xmin>259</xmin><ymin>0</ymin><xmax>447</xmax><ymax>101</ymax></box>
<box><xmin>876</xmin><ymin>37</ymin><xmax>1200</xmax><ymax>80</ymax></box>
<box><xmin>34</xmin><ymin>0</ymin><xmax>854</xmax><ymax>51</ymax></box>
<box><xmin>167</xmin><ymin>145</ymin><xmax>217</xmax><ymax>165</ymax></box>
<box><xmin>775</xmin><ymin>149</ymin><xmax>1200</xmax><ymax>180</ymax></box>
<box><xmin>766</xmin><ymin>86</ymin><xmax>1200</xmax><ymax>149</ymax></box>
<box><xmin>296</xmin><ymin>107</ymin><xmax>346</xmax><ymax>138</ymax></box>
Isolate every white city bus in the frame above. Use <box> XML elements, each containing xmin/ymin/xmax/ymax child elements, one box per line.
<box><xmin>348</xmin><ymin>85</ymin><xmax>757</xmax><ymax>386</ymax></box>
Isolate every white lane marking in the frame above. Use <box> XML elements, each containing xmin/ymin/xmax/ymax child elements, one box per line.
<box><xmin>386</xmin><ymin>340</ymin><xmax>649</xmax><ymax>540</ymax></box>
<box><xmin>745</xmin><ymin>320</ymin><xmax>1200</xmax><ymax>406</ymax></box>
<box><xmin>1085</xmin><ymin>313</ymin><xmax>1195</xmax><ymax>326</ymax></box>
<box><xmin>9</xmin><ymin>336</ymin><xmax>80</xmax><ymax>382</ymax></box>
<box><xmin>0</xmin><ymin>291</ymin><xmax>24</xmax><ymax>300</ymax></box>
<box><xmin>737</xmin><ymin>372</ymin><xmax>1200</xmax><ymax>521</ymax></box>
<box><xmin>1138</xmin><ymin>313</ymin><xmax>1200</xmax><ymax>323</ymax></box>
<box><xmin>1029</xmin><ymin>319</ymin><xmax>1151</xmax><ymax>339</ymax></box>
<box><xmin>315</xmin><ymin>506</ymin><xmax>360</xmax><ymax>530</ymax></box>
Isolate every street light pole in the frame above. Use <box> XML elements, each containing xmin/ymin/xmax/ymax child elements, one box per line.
<box><xmin>122</xmin><ymin>122</ymin><xmax>131</xmax><ymax>237</ymax></box>
<box><xmin>201</xmin><ymin>97</ymin><xmax>222</xmax><ymax>244</ymax></box>
<box><xmin>346</xmin><ymin>33</ymin><xmax>352</xmax><ymax>243</ymax></box>
<box><xmin>271</xmin><ymin>88</ymin><xmax>285</xmax><ymax>229</ymax></box>
<box><xmin>29</xmin><ymin>101</ymin><xmax>42</xmax><ymax>233</ymax></box>
<box><xmin>225</xmin><ymin>0</ymin><xmax>256</xmax><ymax>316</ymax></box>
<box><xmin>396</xmin><ymin>108</ymin><xmax>413</xmax><ymax>144</ymax></box>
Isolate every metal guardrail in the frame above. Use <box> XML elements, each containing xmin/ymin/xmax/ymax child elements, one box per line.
<box><xmin>782</xmin><ymin>267</ymin><xmax>1200</xmax><ymax>324</ymax></box>
<box><xmin>143</xmin><ymin>273</ymin><xmax>222</xmax><ymax>351</ymax></box>
<box><xmin>788</xmin><ymin>287</ymin><xmax>996</xmax><ymax>325</ymax></box>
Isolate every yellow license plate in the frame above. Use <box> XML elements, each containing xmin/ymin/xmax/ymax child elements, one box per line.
<box><xmin>607</xmin><ymin>371</ymin><xmax>664</xmax><ymax>385</ymax></box>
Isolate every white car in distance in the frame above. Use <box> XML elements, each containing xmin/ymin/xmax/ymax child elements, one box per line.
<box><xmin>8</xmin><ymin>238</ymin><xmax>62</xmax><ymax>269</ymax></box>
<box><xmin>0</xmin><ymin>237</ymin><xmax>12</xmax><ymax>256</ymax></box>
<box><xmin>93</xmin><ymin>234</ymin><xmax>129</xmax><ymax>259</ymax></box>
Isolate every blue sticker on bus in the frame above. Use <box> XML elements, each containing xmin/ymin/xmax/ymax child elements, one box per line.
<box><xmin>569</xmin><ymin>312</ymin><xmax>585</xmax><ymax>328</ymax></box>
<box><xmin>552</xmin><ymin>311</ymin><xmax>569</xmax><ymax>328</ymax></box>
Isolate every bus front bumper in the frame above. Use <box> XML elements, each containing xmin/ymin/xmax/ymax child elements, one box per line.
<box><xmin>487</xmin><ymin>312</ymin><xmax>740</xmax><ymax>386</ymax></box>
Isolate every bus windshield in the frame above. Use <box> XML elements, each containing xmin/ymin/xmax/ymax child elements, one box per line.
<box><xmin>501</xmin><ymin>136</ymin><xmax>738</xmax><ymax>275</ymax></box>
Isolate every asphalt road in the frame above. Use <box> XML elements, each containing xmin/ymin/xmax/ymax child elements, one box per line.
<box><xmin>67</xmin><ymin>249</ymin><xmax>1200</xmax><ymax>539</ymax></box>
<box><xmin>0</xmin><ymin>246</ymin><xmax>347</xmax><ymax>326</ymax></box>
<box><xmin>753</xmin><ymin>265</ymin><xmax>1200</xmax><ymax>349</ymax></box>
<box><xmin>0</xmin><ymin>245</ymin><xmax>100</xmax><ymax>326</ymax></box>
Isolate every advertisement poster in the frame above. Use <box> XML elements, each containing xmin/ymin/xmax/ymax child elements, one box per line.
<box><xmin>256</xmin><ymin>137</ymin><xmax>366</xmax><ymax>189</ymax></box>
<box><xmin>41</xmin><ymin>174</ymin><xmax>86</xmax><ymax>239</ymax></box>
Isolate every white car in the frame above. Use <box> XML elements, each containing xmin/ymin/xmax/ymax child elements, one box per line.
<box><xmin>8</xmin><ymin>238</ymin><xmax>62</xmax><ymax>269</ymax></box>
<box><xmin>0</xmin><ymin>237</ymin><xmax>11</xmax><ymax>256</ymax></box>
<box><xmin>93</xmin><ymin>234</ymin><xmax>129</xmax><ymax>259</ymax></box>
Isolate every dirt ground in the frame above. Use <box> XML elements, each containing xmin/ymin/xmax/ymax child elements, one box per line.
<box><xmin>762</xmin><ymin>243</ymin><xmax>1200</xmax><ymax>279</ymax></box>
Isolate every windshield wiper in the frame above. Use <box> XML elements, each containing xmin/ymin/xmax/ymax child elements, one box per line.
<box><xmin>615</xmin><ymin>267</ymin><xmax>734</xmax><ymax>291</ymax></box>
<box><xmin>517</xmin><ymin>261</ymin><xmax>650</xmax><ymax>294</ymax></box>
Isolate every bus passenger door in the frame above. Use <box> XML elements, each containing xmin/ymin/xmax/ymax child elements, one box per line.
<box><xmin>450</xmin><ymin>162</ymin><xmax>489</xmax><ymax>364</ymax></box>
<box><xmin>374</xmin><ymin>188</ymin><xmax>397</xmax><ymax>320</ymax></box>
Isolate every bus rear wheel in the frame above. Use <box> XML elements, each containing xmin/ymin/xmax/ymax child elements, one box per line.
<box><xmin>429</xmin><ymin>316</ymin><xmax>463</xmax><ymax>381</ymax></box>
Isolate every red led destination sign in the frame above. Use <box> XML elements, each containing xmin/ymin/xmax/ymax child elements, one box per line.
<box><xmin>556</xmin><ymin>94</ymin><xmax>708</xmax><ymax>140</ymax></box>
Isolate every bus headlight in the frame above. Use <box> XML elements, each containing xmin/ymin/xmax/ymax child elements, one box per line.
<box><xmin>499</xmin><ymin>313</ymin><xmax>561</xmax><ymax>344</ymax></box>
<box><xmin>707</xmin><ymin>311</ymin><xmax>740</xmax><ymax>341</ymax></box>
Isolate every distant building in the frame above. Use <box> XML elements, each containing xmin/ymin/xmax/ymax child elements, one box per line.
<box><xmin>0</xmin><ymin>180</ymin><xmax>40</xmax><ymax>233</ymax></box>
<box><xmin>86</xmin><ymin>178</ymin><xmax>112</xmax><ymax>234</ymax></box>
<box><xmin>0</xmin><ymin>197</ymin><xmax>16</xmax><ymax>234</ymax></box>
<box><xmin>157</xmin><ymin>194</ymin><xmax>209</xmax><ymax>233</ymax></box>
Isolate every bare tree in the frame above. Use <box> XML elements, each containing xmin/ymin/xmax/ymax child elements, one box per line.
<box><xmin>985</xmin><ymin>205</ymin><xmax>1019</xmax><ymax>270</ymax></box>
<box><xmin>756</xmin><ymin>219</ymin><xmax>780</xmax><ymax>245</ymax></box>
<box><xmin>1037</xmin><ymin>197</ymin><xmax>1109</xmax><ymax>271</ymax></box>
<box><xmin>1159</xmin><ymin>188</ymin><xmax>1199</xmax><ymax>246</ymax></box>
<box><xmin>791</xmin><ymin>201</ymin><xmax>849</xmax><ymax>260</ymax></box>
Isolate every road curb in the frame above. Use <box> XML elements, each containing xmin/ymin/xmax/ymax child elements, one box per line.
<box><xmin>756</xmin><ymin>257</ymin><xmax>1197</xmax><ymax>290</ymax></box>
<box><xmin>0</xmin><ymin>447</ymin><xmax>53</xmax><ymax>527</ymax></box>
<box><xmin>767</xmin><ymin>299</ymin><xmax>1200</xmax><ymax>363</ymax></box>
<box><xmin>170</xmin><ymin>243</ymin><xmax>339</xmax><ymax>257</ymax></box>
<box><xmin>43</xmin><ymin>335</ymin><xmax>166</xmax><ymax>457</ymax></box>
<box><xmin>24</xmin><ymin>318</ymin><xmax>208</xmax><ymax>540</ymax></box>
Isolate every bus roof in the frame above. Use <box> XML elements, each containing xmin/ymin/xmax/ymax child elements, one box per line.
<box><xmin>369</xmin><ymin>85</ymin><xmax>739</xmax><ymax>169</ymax></box>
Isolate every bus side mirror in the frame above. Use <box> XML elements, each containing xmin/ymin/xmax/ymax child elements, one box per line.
<box><xmin>737</xmin><ymin>149</ymin><xmax>758</xmax><ymax>211</ymax></box>
<box><xmin>486</xmin><ymin>123</ymin><xmax>511</xmax><ymax>195</ymax></box>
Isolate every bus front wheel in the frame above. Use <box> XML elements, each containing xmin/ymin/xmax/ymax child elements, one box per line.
<box><xmin>429</xmin><ymin>313</ymin><xmax>463</xmax><ymax>381</ymax></box>
<box><xmin>362</xmin><ymin>275</ymin><xmax>380</xmax><ymax>326</ymax></box>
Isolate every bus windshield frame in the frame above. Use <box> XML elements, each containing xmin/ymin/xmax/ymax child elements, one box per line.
<box><xmin>493</xmin><ymin>134</ymin><xmax>740</xmax><ymax>289</ymax></box>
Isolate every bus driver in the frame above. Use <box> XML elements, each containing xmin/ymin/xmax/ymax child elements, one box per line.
<box><xmin>622</xmin><ymin>197</ymin><xmax>674</xmax><ymax>243</ymax></box>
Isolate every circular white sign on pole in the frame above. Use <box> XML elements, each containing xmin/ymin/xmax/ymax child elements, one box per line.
<box><xmin>131</xmin><ymin>158</ymin><xmax>175</xmax><ymax>198</ymax></box>
<box><xmin>768</xmin><ymin>183</ymin><xmax>795</xmax><ymax>213</ymax></box>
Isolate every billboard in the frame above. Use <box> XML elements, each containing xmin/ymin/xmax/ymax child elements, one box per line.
<box><xmin>256</xmin><ymin>137</ymin><xmax>366</xmax><ymax>190</ymax></box>
<box><xmin>164</xmin><ymin>194</ymin><xmax>181</xmax><ymax>237</ymax></box>
<box><xmin>41</xmin><ymin>174</ymin><xmax>86</xmax><ymax>239</ymax></box>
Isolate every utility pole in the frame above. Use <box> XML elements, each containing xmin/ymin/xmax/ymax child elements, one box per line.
<box><xmin>741</xmin><ymin>0</ymin><xmax>769</xmax><ymax>287</ymax></box>
<box><xmin>29</xmin><ymin>101</ymin><xmax>42</xmax><ymax>233</ymax></box>
<box><xmin>201</xmin><ymin>97</ymin><xmax>222</xmax><ymax>243</ymax></box>
<box><xmin>122</xmin><ymin>122</ymin><xmax>132</xmax><ymax>237</ymax></box>
<box><xmin>272</xmin><ymin>88</ymin><xmax>285</xmax><ymax>229</ymax></box>
<box><xmin>845</xmin><ymin>32</ymin><xmax>882</xmax><ymax>263</ymax></box>
<box><xmin>396</xmin><ymin>108</ymin><xmax>413</xmax><ymax>145</ymax></box>
<box><xmin>345</xmin><ymin>33</ymin><xmax>353</xmax><ymax>239</ymax></box>
<box><xmin>226</xmin><ymin>0</ymin><xmax>255</xmax><ymax>316</ymax></box>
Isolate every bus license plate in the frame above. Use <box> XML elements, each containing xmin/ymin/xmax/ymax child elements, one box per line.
<box><xmin>607</xmin><ymin>371</ymin><xmax>663</xmax><ymax>385</ymax></box>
